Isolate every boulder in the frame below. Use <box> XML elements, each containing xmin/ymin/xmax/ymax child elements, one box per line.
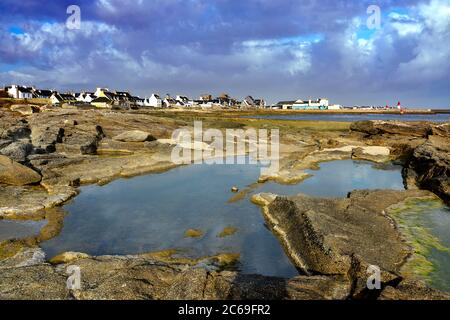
<box><xmin>31</xmin><ymin>126</ymin><xmax>64</xmax><ymax>153</ymax></box>
<box><xmin>0</xmin><ymin>139</ymin><xmax>12</xmax><ymax>149</ymax></box>
<box><xmin>113</xmin><ymin>130</ymin><xmax>156</xmax><ymax>142</ymax></box>
<box><xmin>49</xmin><ymin>252</ymin><xmax>90</xmax><ymax>264</ymax></box>
<box><xmin>0</xmin><ymin>141</ymin><xmax>33</xmax><ymax>162</ymax></box>
<box><xmin>59</xmin><ymin>125</ymin><xmax>105</xmax><ymax>155</ymax></box>
<box><xmin>0</xmin><ymin>155</ymin><xmax>41</xmax><ymax>185</ymax></box>
<box><xmin>10</xmin><ymin>104</ymin><xmax>33</xmax><ymax>116</ymax></box>
<box><xmin>431</xmin><ymin>122</ymin><xmax>450</xmax><ymax>137</ymax></box>
<box><xmin>404</xmin><ymin>136</ymin><xmax>450</xmax><ymax>203</ymax></box>
<box><xmin>379</xmin><ymin>279</ymin><xmax>450</xmax><ymax>300</ymax></box>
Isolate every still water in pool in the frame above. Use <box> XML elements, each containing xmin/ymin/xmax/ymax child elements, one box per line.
<box><xmin>40</xmin><ymin>159</ymin><xmax>407</xmax><ymax>278</ymax></box>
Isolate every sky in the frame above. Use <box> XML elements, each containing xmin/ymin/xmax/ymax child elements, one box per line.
<box><xmin>0</xmin><ymin>0</ymin><xmax>449</xmax><ymax>107</ymax></box>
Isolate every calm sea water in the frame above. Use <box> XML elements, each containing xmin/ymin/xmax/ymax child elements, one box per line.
<box><xmin>40</xmin><ymin>159</ymin><xmax>407</xmax><ymax>278</ymax></box>
<box><xmin>0</xmin><ymin>220</ymin><xmax>46</xmax><ymax>242</ymax></box>
<box><xmin>244</xmin><ymin>113</ymin><xmax>450</xmax><ymax>122</ymax></box>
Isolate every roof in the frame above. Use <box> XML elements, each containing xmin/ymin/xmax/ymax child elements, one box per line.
<box><xmin>60</xmin><ymin>94</ymin><xmax>75</xmax><ymax>100</ymax></box>
<box><xmin>18</xmin><ymin>87</ymin><xmax>33</xmax><ymax>93</ymax></box>
<box><xmin>103</xmin><ymin>92</ymin><xmax>116</xmax><ymax>100</ymax></box>
<box><xmin>36</xmin><ymin>89</ymin><xmax>53</xmax><ymax>96</ymax></box>
<box><xmin>276</xmin><ymin>100</ymin><xmax>296</xmax><ymax>105</ymax></box>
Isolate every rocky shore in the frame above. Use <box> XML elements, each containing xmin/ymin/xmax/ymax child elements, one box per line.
<box><xmin>0</xmin><ymin>104</ymin><xmax>449</xmax><ymax>300</ymax></box>
<box><xmin>349</xmin><ymin>120</ymin><xmax>450</xmax><ymax>204</ymax></box>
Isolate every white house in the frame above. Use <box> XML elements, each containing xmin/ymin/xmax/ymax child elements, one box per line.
<box><xmin>84</xmin><ymin>93</ymin><xmax>96</xmax><ymax>103</ymax></box>
<box><xmin>292</xmin><ymin>98</ymin><xmax>329</xmax><ymax>110</ymax></box>
<box><xmin>50</xmin><ymin>93</ymin><xmax>76</xmax><ymax>105</ymax></box>
<box><xmin>276</xmin><ymin>101</ymin><xmax>296</xmax><ymax>110</ymax></box>
<box><xmin>243</xmin><ymin>96</ymin><xmax>266</xmax><ymax>108</ymax></box>
<box><xmin>175</xmin><ymin>95</ymin><xmax>190</xmax><ymax>107</ymax></box>
<box><xmin>144</xmin><ymin>94</ymin><xmax>162</xmax><ymax>108</ymax></box>
<box><xmin>75</xmin><ymin>92</ymin><xmax>96</xmax><ymax>103</ymax></box>
<box><xmin>327</xmin><ymin>104</ymin><xmax>342</xmax><ymax>110</ymax></box>
<box><xmin>7</xmin><ymin>85</ymin><xmax>34</xmax><ymax>99</ymax></box>
<box><xmin>163</xmin><ymin>97</ymin><xmax>177</xmax><ymax>108</ymax></box>
<box><xmin>91</xmin><ymin>96</ymin><xmax>112</xmax><ymax>108</ymax></box>
<box><xmin>50</xmin><ymin>93</ymin><xmax>63</xmax><ymax>105</ymax></box>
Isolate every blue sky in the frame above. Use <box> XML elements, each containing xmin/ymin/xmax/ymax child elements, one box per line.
<box><xmin>1</xmin><ymin>0</ymin><xmax>449</xmax><ymax>107</ymax></box>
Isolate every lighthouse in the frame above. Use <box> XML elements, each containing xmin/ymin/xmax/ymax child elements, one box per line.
<box><xmin>397</xmin><ymin>101</ymin><xmax>401</xmax><ymax>110</ymax></box>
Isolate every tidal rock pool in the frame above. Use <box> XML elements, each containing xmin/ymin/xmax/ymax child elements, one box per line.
<box><xmin>39</xmin><ymin>159</ymin><xmax>407</xmax><ymax>278</ymax></box>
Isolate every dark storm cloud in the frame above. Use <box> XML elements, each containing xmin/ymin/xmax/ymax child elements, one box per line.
<box><xmin>0</xmin><ymin>0</ymin><xmax>449</xmax><ymax>108</ymax></box>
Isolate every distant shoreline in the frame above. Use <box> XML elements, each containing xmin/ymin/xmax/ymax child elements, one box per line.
<box><xmin>244</xmin><ymin>109</ymin><xmax>450</xmax><ymax>115</ymax></box>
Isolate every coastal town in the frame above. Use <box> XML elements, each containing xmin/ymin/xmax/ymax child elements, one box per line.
<box><xmin>1</xmin><ymin>84</ymin><xmax>407</xmax><ymax>111</ymax></box>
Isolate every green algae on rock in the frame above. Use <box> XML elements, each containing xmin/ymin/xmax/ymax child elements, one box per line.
<box><xmin>184</xmin><ymin>229</ymin><xmax>204</xmax><ymax>238</ymax></box>
<box><xmin>217</xmin><ymin>227</ymin><xmax>238</xmax><ymax>238</ymax></box>
<box><xmin>387</xmin><ymin>198</ymin><xmax>450</xmax><ymax>290</ymax></box>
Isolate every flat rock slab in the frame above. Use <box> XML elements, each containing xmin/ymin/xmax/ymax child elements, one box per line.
<box><xmin>0</xmin><ymin>184</ymin><xmax>77</xmax><ymax>218</ymax></box>
<box><xmin>350</xmin><ymin>120</ymin><xmax>432</xmax><ymax>137</ymax></box>
<box><xmin>0</xmin><ymin>250</ymin><xmax>351</xmax><ymax>300</ymax></box>
<box><xmin>0</xmin><ymin>155</ymin><xmax>41</xmax><ymax>186</ymax></box>
<box><xmin>254</xmin><ymin>189</ymin><xmax>434</xmax><ymax>276</ymax></box>
<box><xmin>252</xmin><ymin>189</ymin><xmax>450</xmax><ymax>299</ymax></box>
<box><xmin>10</xmin><ymin>104</ymin><xmax>34</xmax><ymax>116</ymax></box>
<box><xmin>113</xmin><ymin>130</ymin><xmax>155</xmax><ymax>142</ymax></box>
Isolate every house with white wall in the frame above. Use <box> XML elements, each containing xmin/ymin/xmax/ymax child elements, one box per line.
<box><xmin>7</xmin><ymin>85</ymin><xmax>34</xmax><ymax>99</ymax></box>
<box><xmin>292</xmin><ymin>98</ymin><xmax>329</xmax><ymax>110</ymax></box>
<box><xmin>91</xmin><ymin>96</ymin><xmax>112</xmax><ymax>108</ymax></box>
<box><xmin>144</xmin><ymin>94</ymin><xmax>162</xmax><ymax>108</ymax></box>
<box><xmin>243</xmin><ymin>96</ymin><xmax>266</xmax><ymax>108</ymax></box>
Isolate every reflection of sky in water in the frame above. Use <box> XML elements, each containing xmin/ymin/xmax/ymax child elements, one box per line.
<box><xmin>0</xmin><ymin>220</ymin><xmax>46</xmax><ymax>241</ymax></box>
<box><xmin>41</xmin><ymin>159</ymin><xmax>406</xmax><ymax>278</ymax></box>
<box><xmin>256</xmin><ymin>160</ymin><xmax>405</xmax><ymax>198</ymax></box>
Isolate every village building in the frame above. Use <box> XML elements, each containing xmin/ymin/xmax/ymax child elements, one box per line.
<box><xmin>242</xmin><ymin>96</ymin><xmax>266</xmax><ymax>108</ymax></box>
<box><xmin>327</xmin><ymin>104</ymin><xmax>342</xmax><ymax>110</ymax></box>
<box><xmin>276</xmin><ymin>100</ymin><xmax>296</xmax><ymax>110</ymax></box>
<box><xmin>292</xmin><ymin>98</ymin><xmax>329</xmax><ymax>110</ymax></box>
<box><xmin>75</xmin><ymin>92</ymin><xmax>96</xmax><ymax>103</ymax></box>
<box><xmin>130</xmin><ymin>96</ymin><xmax>145</xmax><ymax>107</ymax></box>
<box><xmin>33</xmin><ymin>89</ymin><xmax>54</xmax><ymax>99</ymax></box>
<box><xmin>50</xmin><ymin>92</ymin><xmax>76</xmax><ymax>105</ymax></box>
<box><xmin>163</xmin><ymin>97</ymin><xmax>177</xmax><ymax>108</ymax></box>
<box><xmin>91</xmin><ymin>96</ymin><xmax>112</xmax><ymax>108</ymax></box>
<box><xmin>176</xmin><ymin>95</ymin><xmax>190</xmax><ymax>106</ymax></box>
<box><xmin>144</xmin><ymin>94</ymin><xmax>162</xmax><ymax>108</ymax></box>
<box><xmin>6</xmin><ymin>85</ymin><xmax>34</xmax><ymax>99</ymax></box>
